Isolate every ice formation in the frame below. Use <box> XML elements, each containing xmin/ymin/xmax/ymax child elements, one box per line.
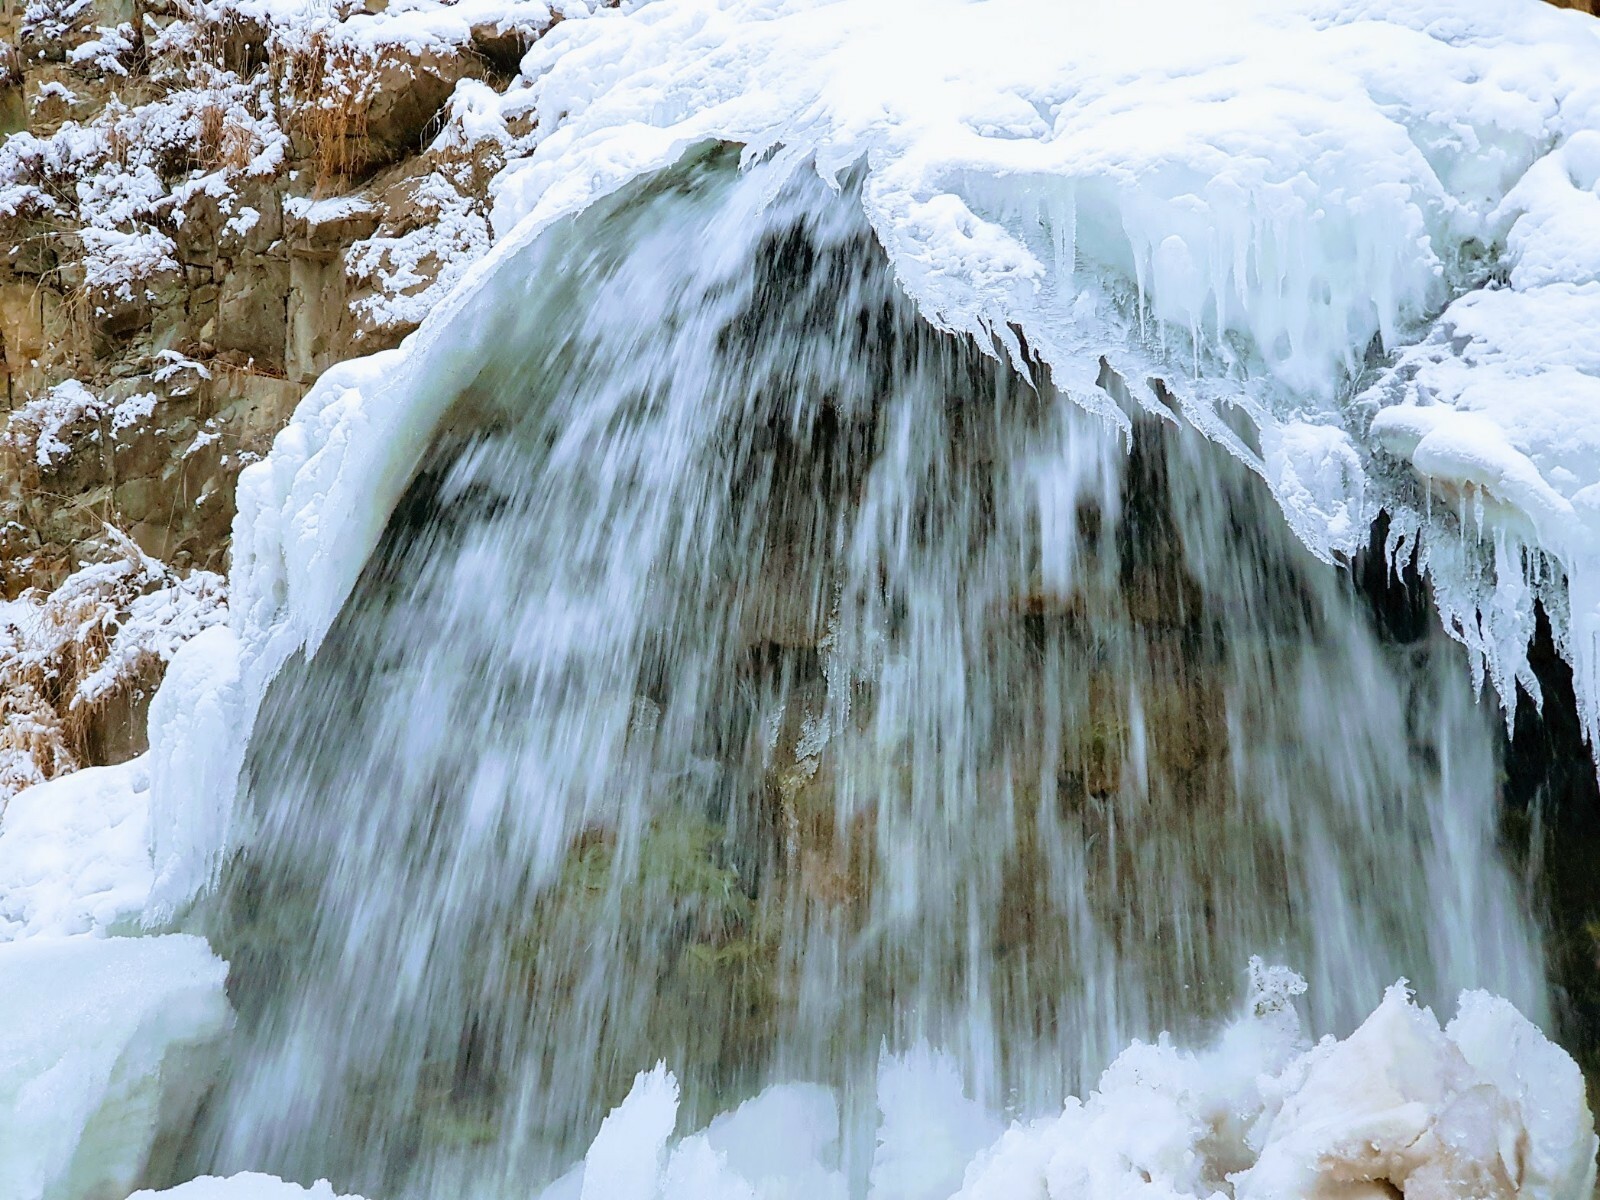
<box><xmin>487</xmin><ymin>0</ymin><xmax>1600</xmax><ymax>740</ymax></box>
<box><xmin>132</xmin><ymin>0</ymin><xmax>1600</xmax><ymax>915</ymax></box>
<box><xmin>0</xmin><ymin>934</ymin><xmax>230</xmax><ymax>1200</ymax></box>
<box><xmin>4</xmin><ymin>0</ymin><xmax>1600</xmax><ymax>1195</ymax></box>
<box><xmin>0</xmin><ymin>759</ymin><xmax>153</xmax><ymax>939</ymax></box>
<box><xmin>128</xmin><ymin>1176</ymin><xmax>369</xmax><ymax>1200</ymax></box>
<box><xmin>529</xmin><ymin>973</ymin><xmax>1597</xmax><ymax>1200</ymax></box>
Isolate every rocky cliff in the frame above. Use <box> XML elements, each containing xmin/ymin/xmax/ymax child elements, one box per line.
<box><xmin>0</xmin><ymin>0</ymin><xmax>586</xmax><ymax>791</ymax></box>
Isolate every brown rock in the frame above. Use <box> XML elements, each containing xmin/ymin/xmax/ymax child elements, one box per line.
<box><xmin>214</xmin><ymin>255</ymin><xmax>289</xmax><ymax>368</ymax></box>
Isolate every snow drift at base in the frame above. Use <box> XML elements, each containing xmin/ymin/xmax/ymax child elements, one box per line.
<box><xmin>122</xmin><ymin>968</ymin><xmax>1597</xmax><ymax>1200</ymax></box>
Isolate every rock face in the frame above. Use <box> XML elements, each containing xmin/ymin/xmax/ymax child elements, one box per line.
<box><xmin>0</xmin><ymin>0</ymin><xmax>551</xmax><ymax>789</ymax></box>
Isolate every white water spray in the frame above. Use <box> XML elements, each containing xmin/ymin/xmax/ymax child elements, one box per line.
<box><xmin>166</xmin><ymin>156</ymin><xmax>1550</xmax><ymax>1198</ymax></box>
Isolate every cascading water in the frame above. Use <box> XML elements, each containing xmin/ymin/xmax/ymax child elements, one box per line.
<box><xmin>176</xmin><ymin>151</ymin><xmax>1544</xmax><ymax>1196</ymax></box>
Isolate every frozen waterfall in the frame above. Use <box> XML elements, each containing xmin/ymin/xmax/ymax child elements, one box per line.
<box><xmin>169</xmin><ymin>155</ymin><xmax>1568</xmax><ymax>1196</ymax></box>
<box><xmin>5</xmin><ymin>0</ymin><xmax>1600</xmax><ymax>1196</ymax></box>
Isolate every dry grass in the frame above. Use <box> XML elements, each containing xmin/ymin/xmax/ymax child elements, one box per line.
<box><xmin>195</xmin><ymin>97</ymin><xmax>262</xmax><ymax>171</ymax></box>
<box><xmin>0</xmin><ymin>527</ymin><xmax>170</xmax><ymax>802</ymax></box>
<box><xmin>274</xmin><ymin>28</ymin><xmax>377</xmax><ymax>184</ymax></box>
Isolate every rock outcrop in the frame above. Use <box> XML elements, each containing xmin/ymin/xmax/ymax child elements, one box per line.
<box><xmin>0</xmin><ymin>0</ymin><xmax>566</xmax><ymax>789</ymax></box>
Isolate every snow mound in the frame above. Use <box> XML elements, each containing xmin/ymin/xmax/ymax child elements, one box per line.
<box><xmin>130</xmin><ymin>1174</ymin><xmax>369</xmax><ymax>1200</ymax></box>
<box><xmin>550</xmin><ymin>975</ymin><xmax>1594</xmax><ymax>1200</ymax></box>
<box><xmin>1235</xmin><ymin>985</ymin><xmax>1595</xmax><ymax>1200</ymax></box>
<box><xmin>0</xmin><ymin>758</ymin><xmax>153</xmax><ymax>940</ymax></box>
<box><xmin>0</xmin><ymin>934</ymin><xmax>231</xmax><ymax>1200</ymax></box>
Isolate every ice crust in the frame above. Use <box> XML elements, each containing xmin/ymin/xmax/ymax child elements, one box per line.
<box><xmin>133</xmin><ymin>0</ymin><xmax>1600</xmax><ymax>921</ymax></box>
<box><xmin>129</xmin><ymin>1175</ymin><xmax>369</xmax><ymax>1200</ymax></box>
<box><xmin>532</xmin><ymin>977</ymin><xmax>1596</xmax><ymax>1200</ymax></box>
<box><xmin>0</xmin><ymin>934</ymin><xmax>231</xmax><ymax>1200</ymax></box>
<box><xmin>0</xmin><ymin>759</ymin><xmax>153</xmax><ymax>940</ymax></box>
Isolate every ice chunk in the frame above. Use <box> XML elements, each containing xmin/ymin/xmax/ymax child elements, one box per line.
<box><xmin>0</xmin><ymin>759</ymin><xmax>153</xmax><ymax>940</ymax></box>
<box><xmin>540</xmin><ymin>974</ymin><xmax>1591</xmax><ymax>1200</ymax></box>
<box><xmin>870</xmin><ymin>1045</ymin><xmax>1001</xmax><ymax>1200</ymax></box>
<box><xmin>1447</xmin><ymin>991</ymin><xmax>1598</xmax><ymax>1200</ymax></box>
<box><xmin>1234</xmin><ymin>984</ymin><xmax>1598</xmax><ymax>1200</ymax></box>
<box><xmin>702</xmin><ymin>1082</ymin><xmax>845</xmax><ymax>1200</ymax></box>
<box><xmin>581</xmin><ymin>1063</ymin><xmax>680</xmax><ymax>1200</ymax></box>
<box><xmin>0</xmin><ymin>934</ymin><xmax>231</xmax><ymax>1200</ymax></box>
<box><xmin>546</xmin><ymin>1070</ymin><xmax>847</xmax><ymax>1200</ymax></box>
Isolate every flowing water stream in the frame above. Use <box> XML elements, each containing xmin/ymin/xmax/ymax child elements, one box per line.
<box><xmin>177</xmin><ymin>151</ymin><xmax>1544</xmax><ymax>1197</ymax></box>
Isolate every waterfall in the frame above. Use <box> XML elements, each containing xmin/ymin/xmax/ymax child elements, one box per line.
<box><xmin>172</xmin><ymin>152</ymin><xmax>1543</xmax><ymax>1197</ymax></box>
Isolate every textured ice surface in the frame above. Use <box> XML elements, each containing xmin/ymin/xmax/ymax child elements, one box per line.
<box><xmin>537</xmin><ymin>977</ymin><xmax>1595</xmax><ymax>1200</ymax></box>
<box><xmin>129</xmin><ymin>1175</ymin><xmax>369</xmax><ymax>1200</ymax></box>
<box><xmin>0</xmin><ymin>934</ymin><xmax>230</xmax><ymax>1200</ymax></box>
<box><xmin>487</xmin><ymin>0</ymin><xmax>1600</xmax><ymax>740</ymax></box>
<box><xmin>0</xmin><ymin>759</ymin><xmax>152</xmax><ymax>940</ymax></box>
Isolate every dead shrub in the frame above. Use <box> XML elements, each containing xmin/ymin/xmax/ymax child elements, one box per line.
<box><xmin>274</xmin><ymin>27</ymin><xmax>376</xmax><ymax>184</ymax></box>
<box><xmin>195</xmin><ymin>97</ymin><xmax>261</xmax><ymax>171</ymax></box>
<box><xmin>0</xmin><ymin>42</ymin><xmax>25</xmax><ymax>90</ymax></box>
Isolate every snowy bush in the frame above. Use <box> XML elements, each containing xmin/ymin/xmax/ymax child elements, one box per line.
<box><xmin>0</xmin><ymin>527</ymin><xmax>226</xmax><ymax>806</ymax></box>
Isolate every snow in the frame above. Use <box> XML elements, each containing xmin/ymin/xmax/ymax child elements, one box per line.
<box><xmin>0</xmin><ymin>933</ymin><xmax>231</xmax><ymax>1200</ymax></box>
<box><xmin>537</xmin><ymin>970</ymin><xmax>1595</xmax><ymax>1200</ymax></box>
<box><xmin>153</xmin><ymin>348</ymin><xmax>214</xmax><ymax>387</ymax></box>
<box><xmin>346</xmin><ymin>170</ymin><xmax>494</xmax><ymax>333</ymax></box>
<box><xmin>111</xmin><ymin>391</ymin><xmax>160</xmax><ymax>435</ymax></box>
<box><xmin>0</xmin><ymin>525</ymin><xmax>228</xmax><ymax>720</ymax></box>
<box><xmin>0</xmin><ymin>759</ymin><xmax>153</xmax><ymax>940</ymax></box>
<box><xmin>192</xmin><ymin>0</ymin><xmax>630</xmax><ymax>59</ymax></box>
<box><xmin>284</xmin><ymin>194</ymin><xmax>378</xmax><ymax>224</ymax></box>
<box><xmin>130</xmin><ymin>1175</ymin><xmax>370</xmax><ymax>1200</ymax></box>
<box><xmin>78</xmin><ymin>226</ymin><xmax>181</xmax><ymax>307</ymax></box>
<box><xmin>74</xmin><ymin>562</ymin><xmax>229</xmax><ymax>709</ymax></box>
<box><xmin>6</xmin><ymin>379</ymin><xmax>104</xmax><ymax>467</ymax></box>
<box><xmin>67</xmin><ymin>22</ymin><xmax>136</xmax><ymax>75</ymax></box>
<box><xmin>33</xmin><ymin>80</ymin><xmax>76</xmax><ymax>106</ymax></box>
